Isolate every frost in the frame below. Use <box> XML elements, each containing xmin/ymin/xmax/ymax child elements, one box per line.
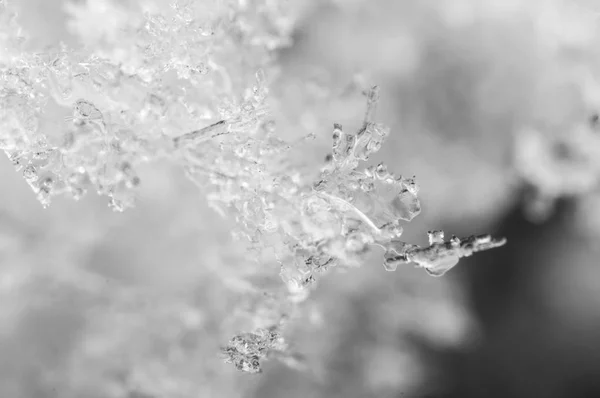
<box><xmin>0</xmin><ymin>0</ymin><xmax>297</xmax><ymax>211</ymax></box>
<box><xmin>221</xmin><ymin>326</ymin><xmax>283</xmax><ymax>374</ymax></box>
<box><xmin>221</xmin><ymin>322</ymin><xmax>305</xmax><ymax>374</ymax></box>
<box><xmin>0</xmin><ymin>0</ymin><xmax>506</xmax><ymax>376</ymax></box>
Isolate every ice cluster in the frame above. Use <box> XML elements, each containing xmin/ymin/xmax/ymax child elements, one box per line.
<box><xmin>217</xmin><ymin>85</ymin><xmax>506</xmax><ymax>372</ymax></box>
<box><xmin>0</xmin><ymin>0</ymin><xmax>505</xmax><ymax>374</ymax></box>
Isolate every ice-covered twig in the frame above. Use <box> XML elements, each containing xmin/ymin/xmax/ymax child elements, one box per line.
<box><xmin>383</xmin><ymin>231</ymin><xmax>507</xmax><ymax>276</ymax></box>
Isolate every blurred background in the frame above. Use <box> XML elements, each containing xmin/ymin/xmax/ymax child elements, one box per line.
<box><xmin>4</xmin><ymin>0</ymin><xmax>600</xmax><ymax>397</ymax></box>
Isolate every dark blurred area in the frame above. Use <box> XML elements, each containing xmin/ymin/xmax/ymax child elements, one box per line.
<box><xmin>441</xmin><ymin>194</ymin><xmax>600</xmax><ymax>398</ymax></box>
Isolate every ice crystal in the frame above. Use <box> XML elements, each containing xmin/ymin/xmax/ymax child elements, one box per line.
<box><xmin>221</xmin><ymin>322</ymin><xmax>304</xmax><ymax>374</ymax></box>
<box><xmin>0</xmin><ymin>0</ymin><xmax>297</xmax><ymax>210</ymax></box>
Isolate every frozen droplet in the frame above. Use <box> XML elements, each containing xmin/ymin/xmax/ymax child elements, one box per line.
<box><xmin>450</xmin><ymin>235</ymin><xmax>461</xmax><ymax>247</ymax></box>
<box><xmin>193</xmin><ymin>63</ymin><xmax>209</xmax><ymax>75</ymax></box>
<box><xmin>73</xmin><ymin>99</ymin><xmax>102</xmax><ymax>120</ymax></box>
<box><xmin>428</xmin><ymin>230</ymin><xmax>445</xmax><ymax>245</ymax></box>
<box><xmin>375</xmin><ymin>163</ymin><xmax>388</xmax><ymax>180</ymax></box>
<box><xmin>332</xmin><ymin>124</ymin><xmax>344</xmax><ymax>158</ymax></box>
<box><xmin>423</xmin><ymin>255</ymin><xmax>460</xmax><ymax>277</ymax></box>
<box><xmin>381</xmin><ymin>222</ymin><xmax>403</xmax><ymax>240</ymax></box>
<box><xmin>330</xmin><ymin>122</ymin><xmax>358</xmax><ymax>167</ymax></box>
<box><xmin>360</xmin><ymin>180</ymin><xmax>375</xmax><ymax>193</ymax></box>
<box><xmin>402</xmin><ymin>176</ymin><xmax>419</xmax><ymax>195</ymax></box>
<box><xmin>383</xmin><ymin>257</ymin><xmax>400</xmax><ymax>271</ymax></box>
<box><xmin>22</xmin><ymin>164</ymin><xmax>37</xmax><ymax>180</ymax></box>
<box><xmin>344</xmin><ymin>134</ymin><xmax>357</xmax><ymax>157</ymax></box>
<box><xmin>391</xmin><ymin>188</ymin><xmax>421</xmax><ymax>221</ymax></box>
<box><xmin>366</xmin><ymin>139</ymin><xmax>381</xmax><ymax>153</ymax></box>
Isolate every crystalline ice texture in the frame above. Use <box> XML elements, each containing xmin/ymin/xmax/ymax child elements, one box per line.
<box><xmin>383</xmin><ymin>233</ymin><xmax>506</xmax><ymax>276</ymax></box>
<box><xmin>221</xmin><ymin>326</ymin><xmax>288</xmax><ymax>374</ymax></box>
<box><xmin>428</xmin><ymin>230</ymin><xmax>445</xmax><ymax>245</ymax></box>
